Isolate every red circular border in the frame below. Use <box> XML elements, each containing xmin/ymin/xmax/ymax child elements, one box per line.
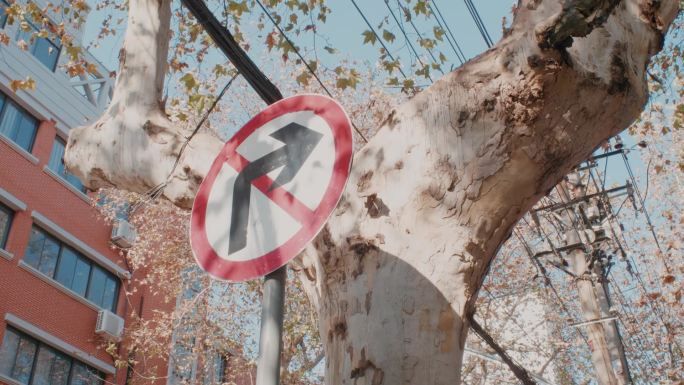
<box><xmin>190</xmin><ymin>94</ymin><xmax>353</xmax><ymax>281</ymax></box>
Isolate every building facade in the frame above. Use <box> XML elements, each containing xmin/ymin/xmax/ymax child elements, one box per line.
<box><xmin>0</xmin><ymin>1</ymin><xmax>172</xmax><ymax>384</ymax></box>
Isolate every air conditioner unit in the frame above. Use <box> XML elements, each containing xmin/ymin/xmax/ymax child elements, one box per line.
<box><xmin>111</xmin><ymin>219</ymin><xmax>136</xmax><ymax>248</ymax></box>
<box><xmin>95</xmin><ymin>310</ymin><xmax>124</xmax><ymax>341</ymax></box>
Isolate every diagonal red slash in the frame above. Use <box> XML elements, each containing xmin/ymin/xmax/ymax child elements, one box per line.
<box><xmin>223</xmin><ymin>151</ymin><xmax>315</xmax><ymax>225</ymax></box>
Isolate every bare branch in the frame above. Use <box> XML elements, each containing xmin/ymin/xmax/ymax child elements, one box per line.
<box><xmin>468</xmin><ymin>315</ymin><xmax>537</xmax><ymax>385</ymax></box>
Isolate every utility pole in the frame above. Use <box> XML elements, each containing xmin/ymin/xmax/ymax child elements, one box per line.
<box><xmin>530</xmin><ymin>162</ymin><xmax>633</xmax><ymax>385</ymax></box>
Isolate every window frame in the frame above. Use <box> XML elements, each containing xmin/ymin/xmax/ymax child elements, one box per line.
<box><xmin>0</xmin><ymin>91</ymin><xmax>39</xmax><ymax>153</ymax></box>
<box><xmin>48</xmin><ymin>137</ymin><xmax>87</xmax><ymax>193</ymax></box>
<box><xmin>14</xmin><ymin>15</ymin><xmax>62</xmax><ymax>72</ymax></box>
<box><xmin>24</xmin><ymin>226</ymin><xmax>120</xmax><ymax>312</ymax></box>
<box><xmin>0</xmin><ymin>202</ymin><xmax>13</xmax><ymax>250</ymax></box>
<box><xmin>0</xmin><ymin>0</ymin><xmax>9</xmax><ymax>29</ymax></box>
<box><xmin>0</xmin><ymin>327</ymin><xmax>104</xmax><ymax>385</ymax></box>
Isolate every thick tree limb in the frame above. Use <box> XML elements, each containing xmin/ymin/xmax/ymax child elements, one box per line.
<box><xmin>64</xmin><ymin>0</ymin><xmax>680</xmax><ymax>384</ymax></box>
<box><xmin>536</xmin><ymin>0</ymin><xmax>623</xmax><ymax>49</ymax></box>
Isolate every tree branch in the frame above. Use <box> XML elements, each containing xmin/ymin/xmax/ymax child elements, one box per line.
<box><xmin>468</xmin><ymin>315</ymin><xmax>537</xmax><ymax>385</ymax></box>
<box><xmin>536</xmin><ymin>0</ymin><xmax>622</xmax><ymax>49</ymax></box>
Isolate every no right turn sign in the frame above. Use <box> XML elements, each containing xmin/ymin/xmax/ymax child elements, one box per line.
<box><xmin>190</xmin><ymin>94</ymin><xmax>353</xmax><ymax>281</ymax></box>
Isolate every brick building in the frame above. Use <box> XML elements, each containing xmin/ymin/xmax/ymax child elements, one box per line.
<box><xmin>0</xmin><ymin>1</ymin><xmax>173</xmax><ymax>384</ymax></box>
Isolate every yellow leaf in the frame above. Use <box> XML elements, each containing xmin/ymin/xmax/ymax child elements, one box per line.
<box><xmin>9</xmin><ymin>77</ymin><xmax>36</xmax><ymax>92</ymax></box>
<box><xmin>662</xmin><ymin>275</ymin><xmax>675</xmax><ymax>284</ymax></box>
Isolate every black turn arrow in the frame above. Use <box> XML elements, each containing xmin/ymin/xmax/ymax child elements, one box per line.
<box><xmin>228</xmin><ymin>122</ymin><xmax>323</xmax><ymax>255</ymax></box>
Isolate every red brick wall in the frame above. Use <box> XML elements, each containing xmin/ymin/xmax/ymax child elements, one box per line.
<box><xmin>0</xmin><ymin>120</ymin><xmax>173</xmax><ymax>385</ymax></box>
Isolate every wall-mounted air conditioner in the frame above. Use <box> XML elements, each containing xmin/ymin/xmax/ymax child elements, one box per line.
<box><xmin>111</xmin><ymin>219</ymin><xmax>136</xmax><ymax>248</ymax></box>
<box><xmin>95</xmin><ymin>310</ymin><xmax>124</xmax><ymax>341</ymax></box>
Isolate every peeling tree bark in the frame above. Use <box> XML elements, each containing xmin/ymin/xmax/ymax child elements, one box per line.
<box><xmin>65</xmin><ymin>0</ymin><xmax>679</xmax><ymax>384</ymax></box>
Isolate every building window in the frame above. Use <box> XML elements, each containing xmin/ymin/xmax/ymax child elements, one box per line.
<box><xmin>0</xmin><ymin>91</ymin><xmax>39</xmax><ymax>153</ymax></box>
<box><xmin>24</xmin><ymin>226</ymin><xmax>119</xmax><ymax>311</ymax></box>
<box><xmin>0</xmin><ymin>327</ymin><xmax>104</xmax><ymax>385</ymax></box>
<box><xmin>202</xmin><ymin>353</ymin><xmax>228</xmax><ymax>385</ymax></box>
<box><xmin>15</xmin><ymin>18</ymin><xmax>61</xmax><ymax>71</ymax></box>
<box><xmin>49</xmin><ymin>138</ymin><xmax>86</xmax><ymax>193</ymax></box>
<box><xmin>0</xmin><ymin>0</ymin><xmax>9</xmax><ymax>29</ymax></box>
<box><xmin>0</xmin><ymin>202</ymin><xmax>12</xmax><ymax>249</ymax></box>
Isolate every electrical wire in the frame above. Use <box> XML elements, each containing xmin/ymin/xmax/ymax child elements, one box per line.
<box><xmin>382</xmin><ymin>0</ymin><xmax>433</xmax><ymax>82</ymax></box>
<box><xmin>513</xmin><ymin>228</ymin><xmax>591</xmax><ymax>346</ymax></box>
<box><xmin>256</xmin><ymin>0</ymin><xmax>368</xmax><ymax>143</ymax></box>
<box><xmin>394</xmin><ymin>0</ymin><xmax>444</xmax><ymax>75</ymax></box>
<box><xmin>590</xmin><ymin>155</ymin><xmax>681</xmax><ymax>358</ymax></box>
<box><xmin>608</xmin><ymin>273</ymin><xmax>665</xmax><ymax>375</ymax></box>
<box><xmin>620</xmin><ymin>151</ymin><xmax>664</xmax><ymax>257</ymax></box>
<box><xmin>428</xmin><ymin>0</ymin><xmax>466</xmax><ymax>64</ymax></box>
<box><xmin>349</xmin><ymin>0</ymin><xmax>409</xmax><ymax>81</ymax></box>
<box><xmin>463</xmin><ymin>0</ymin><xmax>493</xmax><ymax>47</ymax></box>
<box><xmin>130</xmin><ymin>73</ymin><xmax>239</xmax><ymax>213</ymax></box>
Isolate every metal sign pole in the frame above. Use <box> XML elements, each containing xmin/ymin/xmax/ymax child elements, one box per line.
<box><xmin>256</xmin><ymin>265</ymin><xmax>286</xmax><ymax>385</ymax></box>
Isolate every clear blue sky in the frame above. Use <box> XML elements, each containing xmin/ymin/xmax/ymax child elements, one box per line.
<box><xmin>82</xmin><ymin>0</ymin><xmax>515</xmax><ymax>79</ymax></box>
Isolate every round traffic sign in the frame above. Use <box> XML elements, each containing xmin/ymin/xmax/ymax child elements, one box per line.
<box><xmin>190</xmin><ymin>94</ymin><xmax>353</xmax><ymax>281</ymax></box>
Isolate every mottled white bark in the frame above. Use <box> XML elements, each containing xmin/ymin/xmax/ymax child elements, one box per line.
<box><xmin>65</xmin><ymin>0</ymin><xmax>222</xmax><ymax>208</ymax></box>
<box><xmin>65</xmin><ymin>0</ymin><xmax>679</xmax><ymax>384</ymax></box>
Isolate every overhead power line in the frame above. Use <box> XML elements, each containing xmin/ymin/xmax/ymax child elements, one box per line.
<box><xmin>619</xmin><ymin>151</ymin><xmax>664</xmax><ymax>256</ymax></box>
<box><xmin>463</xmin><ymin>0</ymin><xmax>493</xmax><ymax>48</ymax></box>
<box><xmin>394</xmin><ymin>0</ymin><xmax>444</xmax><ymax>76</ymax></box>
<box><xmin>349</xmin><ymin>0</ymin><xmax>409</xmax><ymax>81</ymax></box>
<box><xmin>428</xmin><ymin>1</ymin><xmax>466</xmax><ymax>64</ymax></box>
<box><xmin>255</xmin><ymin>0</ymin><xmax>368</xmax><ymax>142</ymax></box>
<box><xmin>181</xmin><ymin>0</ymin><xmax>283</xmax><ymax>103</ymax></box>
<box><xmin>382</xmin><ymin>0</ymin><xmax>433</xmax><ymax>82</ymax></box>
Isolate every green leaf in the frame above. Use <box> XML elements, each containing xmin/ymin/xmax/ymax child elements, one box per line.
<box><xmin>419</xmin><ymin>38</ymin><xmax>435</xmax><ymax>50</ymax></box>
<box><xmin>66</xmin><ymin>45</ymin><xmax>81</xmax><ymax>61</ymax></box>
<box><xmin>296</xmin><ymin>71</ymin><xmax>311</xmax><ymax>86</ymax></box>
<box><xmin>227</xmin><ymin>1</ymin><xmax>249</xmax><ymax>17</ymax></box>
<box><xmin>176</xmin><ymin>112</ymin><xmax>188</xmax><ymax>122</ymax></box>
<box><xmin>179</xmin><ymin>73</ymin><xmax>198</xmax><ymax>91</ymax></box>
<box><xmin>415</xmin><ymin>64</ymin><xmax>430</xmax><ymax>79</ymax></box>
<box><xmin>402</xmin><ymin>78</ymin><xmax>415</xmax><ymax>90</ymax></box>
<box><xmin>433</xmin><ymin>26</ymin><xmax>445</xmax><ymax>41</ymax></box>
<box><xmin>336</xmin><ymin>77</ymin><xmax>350</xmax><ymax>90</ymax></box>
<box><xmin>382</xmin><ymin>59</ymin><xmax>401</xmax><ymax>74</ymax></box>
<box><xmin>413</xmin><ymin>0</ymin><xmax>428</xmax><ymax>16</ymax></box>
<box><xmin>362</xmin><ymin>30</ymin><xmax>376</xmax><ymax>45</ymax></box>
<box><xmin>382</xmin><ymin>29</ymin><xmax>396</xmax><ymax>43</ymax></box>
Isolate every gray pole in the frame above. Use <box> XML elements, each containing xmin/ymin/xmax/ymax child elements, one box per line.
<box><xmin>256</xmin><ymin>265</ymin><xmax>286</xmax><ymax>385</ymax></box>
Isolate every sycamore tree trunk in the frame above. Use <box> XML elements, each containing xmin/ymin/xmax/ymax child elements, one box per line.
<box><xmin>65</xmin><ymin>0</ymin><xmax>679</xmax><ymax>384</ymax></box>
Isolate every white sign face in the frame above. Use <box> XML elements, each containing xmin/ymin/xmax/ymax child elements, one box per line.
<box><xmin>190</xmin><ymin>95</ymin><xmax>353</xmax><ymax>281</ymax></box>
